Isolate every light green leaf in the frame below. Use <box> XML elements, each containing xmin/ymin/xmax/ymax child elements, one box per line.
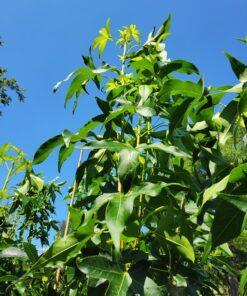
<box><xmin>203</xmin><ymin>175</ymin><xmax>229</xmax><ymax>205</ymax></box>
<box><xmin>139</xmin><ymin>85</ymin><xmax>152</xmax><ymax>105</ymax></box>
<box><xmin>92</xmin><ymin>19</ymin><xmax>112</xmax><ymax>57</ymax></box>
<box><xmin>240</xmin><ymin>267</ymin><xmax>247</xmax><ymax>296</ymax></box>
<box><xmin>229</xmin><ymin>163</ymin><xmax>247</xmax><ymax>183</ymax></box>
<box><xmin>136</xmin><ymin>106</ymin><xmax>156</xmax><ymax>117</ymax></box>
<box><xmin>118</xmin><ymin>149</ymin><xmax>139</xmax><ymax>179</ymax></box>
<box><xmin>77</xmin><ymin>256</ymin><xmax>132</xmax><ymax>296</ymax></box>
<box><xmin>140</xmin><ymin>142</ymin><xmax>191</xmax><ymax>158</ymax></box>
<box><xmin>164</xmin><ymin>231</ymin><xmax>195</xmax><ymax>262</ymax></box>
<box><xmin>30</xmin><ymin>174</ymin><xmax>44</xmax><ymax>191</ymax></box>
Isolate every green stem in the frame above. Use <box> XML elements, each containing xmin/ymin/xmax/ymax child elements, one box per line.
<box><xmin>2</xmin><ymin>162</ymin><xmax>14</xmax><ymax>191</ymax></box>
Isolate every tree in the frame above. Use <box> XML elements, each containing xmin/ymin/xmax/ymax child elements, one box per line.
<box><xmin>0</xmin><ymin>37</ymin><xmax>25</xmax><ymax>115</ymax></box>
<box><xmin>1</xmin><ymin>16</ymin><xmax>247</xmax><ymax>295</ymax></box>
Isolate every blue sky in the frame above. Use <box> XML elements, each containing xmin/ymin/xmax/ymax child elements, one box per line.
<box><xmin>1</xmin><ymin>0</ymin><xmax>246</xmax><ymax>222</ymax></box>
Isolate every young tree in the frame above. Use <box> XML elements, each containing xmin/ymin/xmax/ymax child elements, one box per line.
<box><xmin>1</xmin><ymin>16</ymin><xmax>247</xmax><ymax>295</ymax></box>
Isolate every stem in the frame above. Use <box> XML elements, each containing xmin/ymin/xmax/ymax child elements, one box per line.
<box><xmin>121</xmin><ymin>43</ymin><xmax>127</xmax><ymax>75</ymax></box>
<box><xmin>2</xmin><ymin>162</ymin><xmax>14</xmax><ymax>191</ymax></box>
<box><xmin>54</xmin><ymin>149</ymin><xmax>83</xmax><ymax>288</ymax></box>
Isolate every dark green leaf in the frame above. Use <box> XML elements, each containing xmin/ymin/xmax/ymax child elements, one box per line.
<box><xmin>212</xmin><ymin>200</ymin><xmax>246</xmax><ymax>248</ymax></box>
<box><xmin>33</xmin><ymin>135</ymin><xmax>63</xmax><ymax>165</ymax></box>
<box><xmin>58</xmin><ymin>144</ymin><xmax>74</xmax><ymax>172</ymax></box>
<box><xmin>23</xmin><ymin>243</ymin><xmax>38</xmax><ymax>263</ymax></box>
<box><xmin>224</xmin><ymin>52</ymin><xmax>247</xmax><ymax>82</ymax></box>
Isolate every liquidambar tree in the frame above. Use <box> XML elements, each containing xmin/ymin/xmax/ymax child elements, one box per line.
<box><xmin>1</xmin><ymin>15</ymin><xmax>247</xmax><ymax>295</ymax></box>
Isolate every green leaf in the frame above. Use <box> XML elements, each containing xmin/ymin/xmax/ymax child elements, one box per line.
<box><xmin>69</xmin><ymin>207</ymin><xmax>84</xmax><ymax>229</ymax></box>
<box><xmin>53</xmin><ymin>70</ymin><xmax>75</xmax><ymax>93</ymax></box>
<box><xmin>118</xmin><ymin>149</ymin><xmax>139</xmax><ymax>180</ymax></box>
<box><xmin>237</xmin><ymin>36</ymin><xmax>247</xmax><ymax>44</ymax></box>
<box><xmin>33</xmin><ymin>135</ymin><xmax>63</xmax><ymax>165</ymax></box>
<box><xmin>238</xmin><ymin>87</ymin><xmax>247</xmax><ymax>116</ymax></box>
<box><xmin>140</xmin><ymin>142</ymin><xmax>191</xmax><ymax>158</ymax></box>
<box><xmin>77</xmin><ymin>256</ymin><xmax>132</xmax><ymax>296</ymax></box>
<box><xmin>106</xmin><ymin>194</ymin><xmax>135</xmax><ymax>251</ymax></box>
<box><xmin>84</xmin><ymin>140</ymin><xmax>135</xmax><ymax>152</ymax></box>
<box><xmin>58</xmin><ymin>144</ymin><xmax>74</xmax><ymax>172</ymax></box>
<box><xmin>96</xmin><ymin>97</ymin><xmax>111</xmax><ymax>114</ymax></box>
<box><xmin>139</xmin><ymin>85</ymin><xmax>152</xmax><ymax>105</ymax></box>
<box><xmin>203</xmin><ymin>175</ymin><xmax>229</xmax><ymax>205</ymax></box>
<box><xmin>224</xmin><ymin>52</ymin><xmax>247</xmax><ymax>82</ymax></box>
<box><xmin>173</xmin><ymin>274</ymin><xmax>187</xmax><ymax>287</ymax></box>
<box><xmin>105</xmin><ymin>106</ymin><xmax>135</xmax><ymax>124</ymax></box>
<box><xmin>130</xmin><ymin>58</ymin><xmax>154</xmax><ymax>74</ymax></box>
<box><xmin>30</xmin><ymin>174</ymin><xmax>44</xmax><ymax>191</ymax></box>
<box><xmin>84</xmin><ymin>193</ymin><xmax>120</xmax><ymax>223</ymax></box>
<box><xmin>211</xmin><ymin>200</ymin><xmax>246</xmax><ymax>248</ymax></box>
<box><xmin>218</xmin><ymin>193</ymin><xmax>247</xmax><ymax>212</ymax></box>
<box><xmin>0</xmin><ymin>275</ymin><xmax>18</xmax><ymax>282</ymax></box>
<box><xmin>163</xmin><ymin>231</ymin><xmax>195</xmax><ymax>262</ymax></box>
<box><xmin>159</xmin><ymin>78</ymin><xmax>203</xmax><ymax>101</ymax></box>
<box><xmin>62</xmin><ymin>129</ymin><xmax>73</xmax><ymax>147</ymax></box>
<box><xmin>130</xmin><ymin>182</ymin><xmax>185</xmax><ymax>197</ymax></box>
<box><xmin>77</xmin><ymin>115</ymin><xmax>104</xmax><ymax>140</ymax></box>
<box><xmin>136</xmin><ymin>106</ymin><xmax>156</xmax><ymax>117</ymax></box>
<box><xmin>240</xmin><ymin>267</ymin><xmax>247</xmax><ymax>296</ymax></box>
<box><xmin>152</xmin><ymin>14</ymin><xmax>171</xmax><ymax>43</ymax></box>
<box><xmin>159</xmin><ymin>59</ymin><xmax>199</xmax><ymax>76</ymax></box>
<box><xmin>229</xmin><ymin>163</ymin><xmax>247</xmax><ymax>183</ymax></box>
<box><xmin>65</xmin><ymin>67</ymin><xmax>94</xmax><ymax>106</ymax></box>
<box><xmin>203</xmin><ymin>163</ymin><xmax>247</xmax><ymax>204</ymax></box>
<box><xmin>23</xmin><ymin>242</ymin><xmax>38</xmax><ymax>263</ymax></box>
<box><xmin>92</xmin><ymin>19</ymin><xmax>112</xmax><ymax>57</ymax></box>
<box><xmin>31</xmin><ymin>226</ymin><xmax>92</xmax><ymax>270</ymax></box>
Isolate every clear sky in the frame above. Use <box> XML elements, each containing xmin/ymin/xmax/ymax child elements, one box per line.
<box><xmin>1</xmin><ymin>0</ymin><xmax>246</xmax><ymax>222</ymax></box>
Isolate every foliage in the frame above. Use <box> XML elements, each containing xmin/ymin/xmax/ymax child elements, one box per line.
<box><xmin>0</xmin><ymin>143</ymin><xmax>61</xmax><ymax>294</ymax></box>
<box><xmin>0</xmin><ymin>37</ymin><xmax>25</xmax><ymax>115</ymax></box>
<box><xmin>1</xmin><ymin>16</ymin><xmax>247</xmax><ymax>295</ymax></box>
